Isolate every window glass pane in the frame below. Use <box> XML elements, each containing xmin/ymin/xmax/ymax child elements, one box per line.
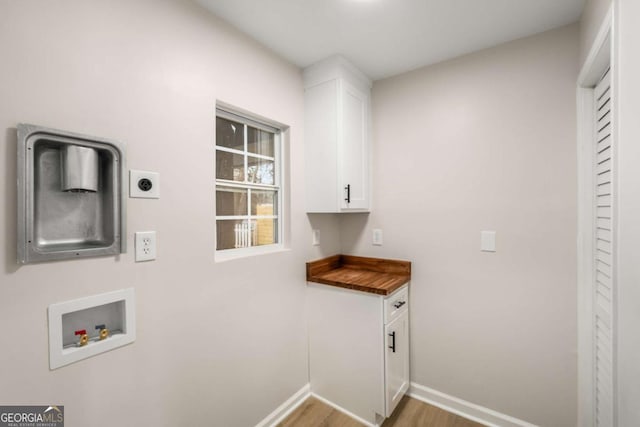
<box><xmin>247</xmin><ymin>156</ymin><xmax>274</xmax><ymax>185</ymax></box>
<box><xmin>216</xmin><ymin>219</ymin><xmax>255</xmax><ymax>250</ymax></box>
<box><xmin>216</xmin><ymin>150</ymin><xmax>245</xmax><ymax>182</ymax></box>
<box><xmin>215</xmin><ymin>108</ymin><xmax>281</xmax><ymax>254</ymax></box>
<box><xmin>216</xmin><ymin>187</ymin><xmax>247</xmax><ymax>216</ymax></box>
<box><xmin>251</xmin><ymin>190</ymin><xmax>278</xmax><ymax>216</ymax></box>
<box><xmin>255</xmin><ymin>218</ymin><xmax>277</xmax><ymax>246</ymax></box>
<box><xmin>248</xmin><ymin>127</ymin><xmax>274</xmax><ymax>157</ymax></box>
<box><xmin>216</xmin><ymin>117</ymin><xmax>244</xmax><ymax>151</ymax></box>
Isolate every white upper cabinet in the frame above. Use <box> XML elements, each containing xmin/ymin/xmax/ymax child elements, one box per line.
<box><xmin>304</xmin><ymin>56</ymin><xmax>371</xmax><ymax>212</ymax></box>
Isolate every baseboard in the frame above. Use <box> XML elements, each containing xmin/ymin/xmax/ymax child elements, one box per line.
<box><xmin>310</xmin><ymin>393</ymin><xmax>380</xmax><ymax>427</ymax></box>
<box><xmin>408</xmin><ymin>382</ymin><xmax>538</xmax><ymax>427</ymax></box>
<box><xmin>256</xmin><ymin>381</ymin><xmax>537</xmax><ymax>427</ymax></box>
<box><xmin>255</xmin><ymin>383</ymin><xmax>310</xmax><ymax>427</ymax></box>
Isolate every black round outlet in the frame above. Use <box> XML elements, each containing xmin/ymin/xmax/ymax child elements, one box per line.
<box><xmin>138</xmin><ymin>178</ymin><xmax>153</xmax><ymax>192</ymax></box>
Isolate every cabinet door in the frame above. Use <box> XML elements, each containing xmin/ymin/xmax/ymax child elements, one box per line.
<box><xmin>339</xmin><ymin>80</ymin><xmax>369</xmax><ymax>211</ymax></box>
<box><xmin>384</xmin><ymin>310</ymin><xmax>409</xmax><ymax>416</ymax></box>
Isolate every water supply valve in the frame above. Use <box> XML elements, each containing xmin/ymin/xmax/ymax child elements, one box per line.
<box><xmin>95</xmin><ymin>324</ymin><xmax>110</xmax><ymax>340</ymax></box>
<box><xmin>75</xmin><ymin>329</ymin><xmax>88</xmax><ymax>347</ymax></box>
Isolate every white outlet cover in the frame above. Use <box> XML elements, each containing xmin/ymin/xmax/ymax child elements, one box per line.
<box><xmin>312</xmin><ymin>229</ymin><xmax>320</xmax><ymax>246</ymax></box>
<box><xmin>481</xmin><ymin>230</ymin><xmax>496</xmax><ymax>252</ymax></box>
<box><xmin>373</xmin><ymin>229</ymin><xmax>383</xmax><ymax>246</ymax></box>
<box><xmin>135</xmin><ymin>231</ymin><xmax>157</xmax><ymax>262</ymax></box>
<box><xmin>130</xmin><ymin>170</ymin><xmax>160</xmax><ymax>198</ymax></box>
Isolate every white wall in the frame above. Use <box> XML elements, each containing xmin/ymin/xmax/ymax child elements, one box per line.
<box><xmin>0</xmin><ymin>2</ymin><xmax>603</xmax><ymax>426</ymax></box>
<box><xmin>580</xmin><ymin>0</ymin><xmax>612</xmax><ymax>67</ymax></box>
<box><xmin>614</xmin><ymin>1</ymin><xmax>640</xmax><ymax>425</ymax></box>
<box><xmin>340</xmin><ymin>25</ymin><xmax>579</xmax><ymax>426</ymax></box>
<box><xmin>0</xmin><ymin>1</ymin><xmax>339</xmax><ymax>425</ymax></box>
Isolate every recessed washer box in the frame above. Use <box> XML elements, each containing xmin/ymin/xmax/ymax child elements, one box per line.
<box><xmin>48</xmin><ymin>288</ymin><xmax>136</xmax><ymax>370</ymax></box>
<box><xmin>17</xmin><ymin>123</ymin><xmax>127</xmax><ymax>263</ymax></box>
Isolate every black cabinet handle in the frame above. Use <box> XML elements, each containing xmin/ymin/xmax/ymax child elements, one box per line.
<box><xmin>393</xmin><ymin>301</ymin><xmax>406</xmax><ymax>309</ymax></box>
<box><xmin>345</xmin><ymin>184</ymin><xmax>351</xmax><ymax>204</ymax></box>
<box><xmin>388</xmin><ymin>331</ymin><xmax>396</xmax><ymax>353</ymax></box>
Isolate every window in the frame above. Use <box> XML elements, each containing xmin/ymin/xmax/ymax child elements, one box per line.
<box><xmin>215</xmin><ymin>107</ymin><xmax>282</xmax><ymax>255</ymax></box>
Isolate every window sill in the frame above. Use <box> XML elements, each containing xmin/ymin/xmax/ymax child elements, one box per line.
<box><xmin>214</xmin><ymin>244</ymin><xmax>289</xmax><ymax>262</ymax></box>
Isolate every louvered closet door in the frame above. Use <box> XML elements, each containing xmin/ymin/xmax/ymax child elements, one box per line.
<box><xmin>594</xmin><ymin>67</ymin><xmax>614</xmax><ymax>427</ymax></box>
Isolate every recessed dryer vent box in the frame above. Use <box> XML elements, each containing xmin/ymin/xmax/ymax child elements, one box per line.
<box><xmin>48</xmin><ymin>288</ymin><xmax>136</xmax><ymax>370</ymax></box>
<box><xmin>17</xmin><ymin>123</ymin><xmax>127</xmax><ymax>263</ymax></box>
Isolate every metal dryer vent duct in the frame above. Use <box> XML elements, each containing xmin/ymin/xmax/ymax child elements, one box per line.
<box><xmin>61</xmin><ymin>145</ymin><xmax>98</xmax><ymax>192</ymax></box>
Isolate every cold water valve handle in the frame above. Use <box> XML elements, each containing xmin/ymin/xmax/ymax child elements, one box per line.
<box><xmin>75</xmin><ymin>329</ymin><xmax>89</xmax><ymax>347</ymax></box>
<box><xmin>95</xmin><ymin>324</ymin><xmax>109</xmax><ymax>340</ymax></box>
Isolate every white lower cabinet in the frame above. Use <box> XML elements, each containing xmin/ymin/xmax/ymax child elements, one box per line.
<box><xmin>307</xmin><ymin>283</ymin><xmax>409</xmax><ymax>426</ymax></box>
<box><xmin>385</xmin><ymin>310</ymin><xmax>409</xmax><ymax>416</ymax></box>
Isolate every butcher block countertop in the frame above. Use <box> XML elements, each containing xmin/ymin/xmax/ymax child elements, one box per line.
<box><xmin>306</xmin><ymin>255</ymin><xmax>411</xmax><ymax>296</ymax></box>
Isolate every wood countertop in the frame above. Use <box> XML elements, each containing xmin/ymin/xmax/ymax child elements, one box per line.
<box><xmin>306</xmin><ymin>255</ymin><xmax>411</xmax><ymax>296</ymax></box>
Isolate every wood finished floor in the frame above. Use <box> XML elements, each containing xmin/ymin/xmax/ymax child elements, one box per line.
<box><xmin>278</xmin><ymin>396</ymin><xmax>485</xmax><ymax>427</ymax></box>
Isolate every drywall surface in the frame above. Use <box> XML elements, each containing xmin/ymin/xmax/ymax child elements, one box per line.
<box><xmin>579</xmin><ymin>0</ymin><xmax>612</xmax><ymax>67</ymax></box>
<box><xmin>615</xmin><ymin>1</ymin><xmax>640</xmax><ymax>425</ymax></box>
<box><xmin>341</xmin><ymin>25</ymin><xmax>579</xmax><ymax>426</ymax></box>
<box><xmin>0</xmin><ymin>1</ymin><xmax>326</xmax><ymax>425</ymax></box>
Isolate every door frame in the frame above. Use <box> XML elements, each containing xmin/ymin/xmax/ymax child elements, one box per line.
<box><xmin>576</xmin><ymin>5</ymin><xmax>615</xmax><ymax>427</ymax></box>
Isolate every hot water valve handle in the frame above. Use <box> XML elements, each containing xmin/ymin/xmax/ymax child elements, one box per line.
<box><xmin>74</xmin><ymin>329</ymin><xmax>88</xmax><ymax>347</ymax></box>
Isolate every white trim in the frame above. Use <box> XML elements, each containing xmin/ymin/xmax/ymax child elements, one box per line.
<box><xmin>214</xmin><ymin>244</ymin><xmax>288</xmax><ymax>262</ymax></box>
<box><xmin>610</xmin><ymin>6</ymin><xmax>619</xmax><ymax>427</ymax></box>
<box><xmin>215</xmin><ymin>145</ymin><xmax>276</xmax><ymax>161</ymax></box>
<box><xmin>254</xmin><ymin>384</ymin><xmax>310</xmax><ymax>427</ymax></box>
<box><xmin>258</xmin><ymin>382</ymin><xmax>539</xmax><ymax>427</ymax></box>
<box><xmin>216</xmin><ymin>215</ymin><xmax>278</xmax><ymax>221</ymax></box>
<box><xmin>576</xmin><ymin>5</ymin><xmax>614</xmax><ymax>427</ymax></box>
<box><xmin>408</xmin><ymin>383</ymin><xmax>537</xmax><ymax>427</ymax></box>
<box><xmin>216</xmin><ymin>105</ymin><xmax>282</xmax><ymax>134</ymax></box>
<box><xmin>217</xmin><ymin>179</ymin><xmax>277</xmax><ymax>188</ymax></box>
<box><xmin>576</xmin><ymin>85</ymin><xmax>596</xmax><ymax>427</ymax></box>
<box><xmin>578</xmin><ymin>6</ymin><xmax>613</xmax><ymax>86</ymax></box>
<box><xmin>310</xmin><ymin>393</ymin><xmax>380</xmax><ymax>427</ymax></box>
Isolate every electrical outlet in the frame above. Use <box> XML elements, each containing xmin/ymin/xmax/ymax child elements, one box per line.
<box><xmin>130</xmin><ymin>170</ymin><xmax>160</xmax><ymax>199</ymax></box>
<box><xmin>312</xmin><ymin>229</ymin><xmax>320</xmax><ymax>246</ymax></box>
<box><xmin>135</xmin><ymin>231</ymin><xmax>157</xmax><ymax>262</ymax></box>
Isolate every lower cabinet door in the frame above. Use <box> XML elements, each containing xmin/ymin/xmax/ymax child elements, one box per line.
<box><xmin>385</xmin><ymin>309</ymin><xmax>409</xmax><ymax>416</ymax></box>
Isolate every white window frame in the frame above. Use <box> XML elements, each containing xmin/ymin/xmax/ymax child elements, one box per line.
<box><xmin>215</xmin><ymin>105</ymin><xmax>285</xmax><ymax>261</ymax></box>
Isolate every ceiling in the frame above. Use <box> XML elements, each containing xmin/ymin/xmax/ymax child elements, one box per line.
<box><xmin>196</xmin><ymin>0</ymin><xmax>586</xmax><ymax>81</ymax></box>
